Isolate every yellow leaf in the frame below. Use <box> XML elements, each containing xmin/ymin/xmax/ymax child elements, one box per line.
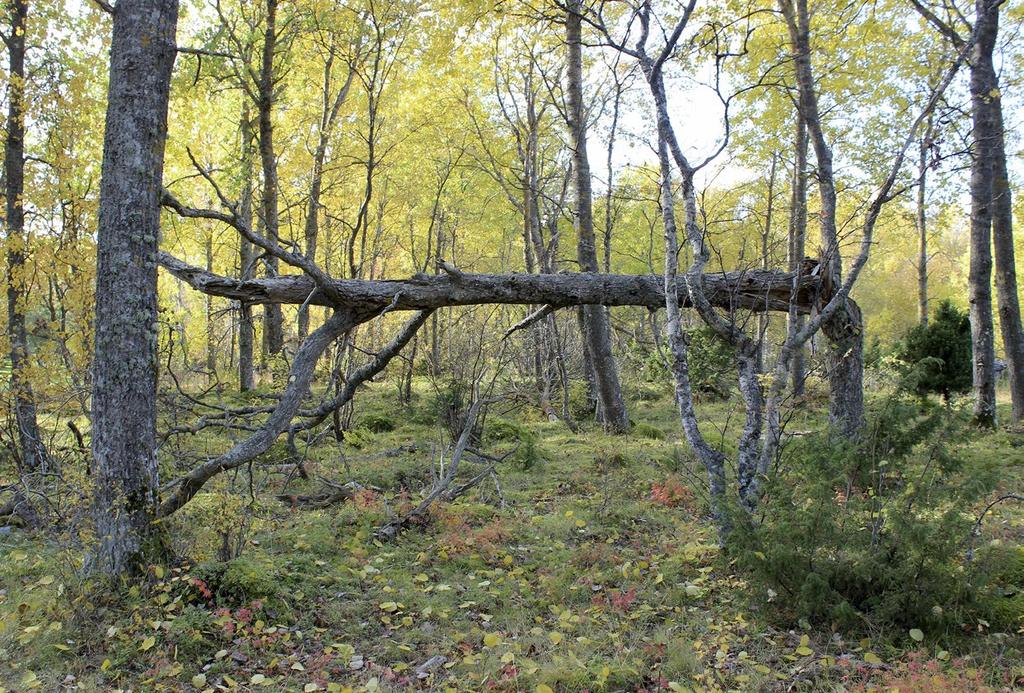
<box><xmin>537</xmin><ymin>686</ymin><xmax>554</xmax><ymax>693</ymax></box>
<box><xmin>484</xmin><ymin>633</ymin><xmax>501</xmax><ymax>647</ymax></box>
<box><xmin>795</xmin><ymin>646</ymin><xmax>812</xmax><ymax>656</ymax></box>
<box><xmin>192</xmin><ymin>674</ymin><xmax>207</xmax><ymax>687</ymax></box>
<box><xmin>251</xmin><ymin>674</ymin><xmax>266</xmax><ymax>684</ymax></box>
<box><xmin>548</xmin><ymin>631</ymin><xmax>562</xmax><ymax>645</ymax></box>
<box><xmin>100</xmin><ymin>659</ymin><xmax>112</xmax><ymax>671</ymax></box>
<box><xmin>140</xmin><ymin>636</ymin><xmax>156</xmax><ymax>651</ymax></box>
<box><xmin>864</xmin><ymin>652</ymin><xmax>883</xmax><ymax>665</ymax></box>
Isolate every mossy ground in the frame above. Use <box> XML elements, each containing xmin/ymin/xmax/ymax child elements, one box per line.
<box><xmin>1</xmin><ymin>380</ymin><xmax>1022</xmax><ymax>692</ymax></box>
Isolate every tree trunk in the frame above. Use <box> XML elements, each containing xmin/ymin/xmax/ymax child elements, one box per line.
<box><xmin>566</xmin><ymin>0</ymin><xmax>629</xmax><ymax>433</ymax></box>
<box><xmin>205</xmin><ymin>232</ymin><xmax>216</xmax><ymax>379</ymax></box>
<box><xmin>238</xmin><ymin>109</ymin><xmax>255</xmax><ymax>392</ymax></box>
<box><xmin>917</xmin><ymin>116</ymin><xmax>932</xmax><ymax>326</ymax></box>
<box><xmin>259</xmin><ymin>0</ymin><xmax>283</xmax><ymax>355</ymax></box>
<box><xmin>88</xmin><ymin>0</ymin><xmax>178</xmax><ymax>577</ymax></box>
<box><xmin>758</xmin><ymin>153</ymin><xmax>778</xmax><ymax>368</ymax></box>
<box><xmin>787</xmin><ymin>112</ymin><xmax>808</xmax><ymax>395</ymax></box>
<box><xmin>786</xmin><ymin>0</ymin><xmax>864</xmax><ymax>436</ymax></box>
<box><xmin>968</xmin><ymin>0</ymin><xmax>999</xmax><ymax>427</ymax></box>
<box><xmin>4</xmin><ymin>0</ymin><xmax>47</xmax><ymax>472</ymax></box>
<box><xmin>991</xmin><ymin>99</ymin><xmax>1024</xmax><ymax>422</ymax></box>
<box><xmin>298</xmin><ymin>49</ymin><xmax>355</xmax><ymax>341</ymax></box>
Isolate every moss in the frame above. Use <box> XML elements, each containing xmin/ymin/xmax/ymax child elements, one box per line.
<box><xmin>189</xmin><ymin>556</ymin><xmax>278</xmax><ymax>607</ymax></box>
<box><xmin>356</xmin><ymin>413</ymin><xmax>395</xmax><ymax>433</ymax></box>
<box><xmin>220</xmin><ymin>557</ymin><xmax>277</xmax><ymax>603</ymax></box>
<box><xmin>974</xmin><ymin>543</ymin><xmax>1024</xmax><ymax>630</ymax></box>
<box><xmin>343</xmin><ymin>426</ymin><xmax>374</xmax><ymax>449</ymax></box>
<box><xmin>632</xmin><ymin>422</ymin><xmax>666</xmax><ymax>440</ymax></box>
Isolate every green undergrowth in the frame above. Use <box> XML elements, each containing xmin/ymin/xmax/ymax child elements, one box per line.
<box><xmin>1</xmin><ymin>380</ymin><xmax>1022</xmax><ymax>691</ymax></box>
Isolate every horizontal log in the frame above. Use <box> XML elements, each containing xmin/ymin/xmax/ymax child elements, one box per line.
<box><xmin>158</xmin><ymin>251</ymin><xmax>820</xmax><ymax>314</ymax></box>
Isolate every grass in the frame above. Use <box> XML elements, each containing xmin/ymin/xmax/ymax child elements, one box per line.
<box><xmin>0</xmin><ymin>377</ymin><xmax>1022</xmax><ymax>691</ymax></box>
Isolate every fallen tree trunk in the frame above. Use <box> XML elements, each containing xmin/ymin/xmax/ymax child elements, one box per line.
<box><xmin>153</xmin><ymin>252</ymin><xmax>823</xmax><ymax>518</ymax></box>
<box><xmin>158</xmin><ymin>252</ymin><xmax>821</xmax><ymax>315</ymax></box>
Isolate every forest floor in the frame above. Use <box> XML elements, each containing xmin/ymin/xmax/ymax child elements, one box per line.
<box><xmin>1</xmin><ymin>381</ymin><xmax>1023</xmax><ymax>692</ymax></box>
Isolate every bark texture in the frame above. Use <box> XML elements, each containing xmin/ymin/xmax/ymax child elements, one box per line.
<box><xmin>991</xmin><ymin>100</ymin><xmax>1024</xmax><ymax>422</ymax></box>
<box><xmin>968</xmin><ymin>0</ymin><xmax>999</xmax><ymax>427</ymax></box>
<box><xmin>566</xmin><ymin>0</ymin><xmax>630</xmax><ymax>433</ymax></box>
<box><xmin>89</xmin><ymin>0</ymin><xmax>178</xmax><ymax>577</ymax></box>
<box><xmin>4</xmin><ymin>0</ymin><xmax>47</xmax><ymax>472</ymax></box>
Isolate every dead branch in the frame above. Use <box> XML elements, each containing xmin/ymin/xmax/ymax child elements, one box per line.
<box><xmin>277</xmin><ymin>480</ymin><xmax>366</xmax><ymax>509</ymax></box>
<box><xmin>374</xmin><ymin>397</ymin><xmax>488</xmax><ymax>541</ymax></box>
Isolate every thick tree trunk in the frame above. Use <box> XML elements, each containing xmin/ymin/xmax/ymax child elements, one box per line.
<box><xmin>786</xmin><ymin>0</ymin><xmax>864</xmax><ymax>435</ymax></box>
<box><xmin>259</xmin><ymin>0</ymin><xmax>283</xmax><ymax>355</ymax></box>
<box><xmin>968</xmin><ymin>0</ymin><xmax>999</xmax><ymax>427</ymax></box>
<box><xmin>788</xmin><ymin>112</ymin><xmax>808</xmax><ymax>395</ymax></box>
<box><xmin>4</xmin><ymin>0</ymin><xmax>47</xmax><ymax>472</ymax></box>
<box><xmin>991</xmin><ymin>102</ymin><xmax>1024</xmax><ymax>422</ymax></box>
<box><xmin>88</xmin><ymin>0</ymin><xmax>178</xmax><ymax>577</ymax></box>
<box><xmin>566</xmin><ymin>0</ymin><xmax>629</xmax><ymax>433</ymax></box>
<box><xmin>821</xmin><ymin>300</ymin><xmax>864</xmax><ymax>438</ymax></box>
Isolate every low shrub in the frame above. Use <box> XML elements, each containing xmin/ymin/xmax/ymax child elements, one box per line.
<box><xmin>734</xmin><ymin>395</ymin><xmax>1000</xmax><ymax>634</ymax></box>
<box><xmin>167</xmin><ymin>605</ymin><xmax>218</xmax><ymax>661</ymax></box>
<box><xmin>485</xmin><ymin>418</ymin><xmax>543</xmax><ymax>469</ymax></box>
<box><xmin>897</xmin><ymin>299</ymin><xmax>972</xmax><ymax>402</ymax></box>
<box><xmin>186</xmin><ymin>556</ymin><xmax>279</xmax><ymax>608</ymax></box>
